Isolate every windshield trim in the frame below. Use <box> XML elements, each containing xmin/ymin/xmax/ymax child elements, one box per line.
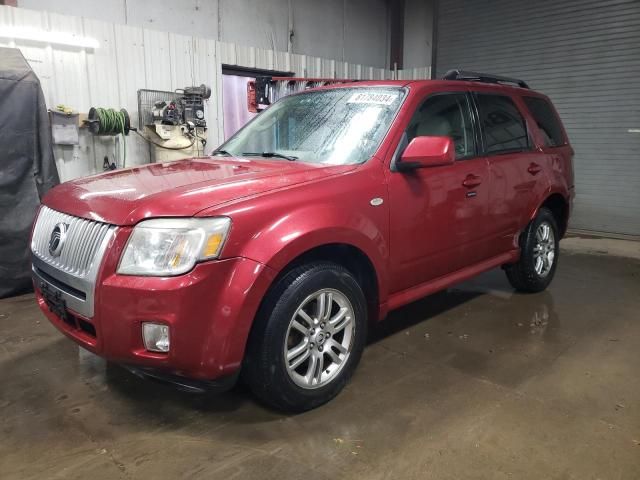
<box><xmin>215</xmin><ymin>85</ymin><xmax>409</xmax><ymax>166</ymax></box>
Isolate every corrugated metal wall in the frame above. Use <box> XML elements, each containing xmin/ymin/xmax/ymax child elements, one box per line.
<box><xmin>435</xmin><ymin>0</ymin><xmax>640</xmax><ymax>236</ymax></box>
<box><xmin>0</xmin><ymin>6</ymin><xmax>430</xmax><ymax>182</ymax></box>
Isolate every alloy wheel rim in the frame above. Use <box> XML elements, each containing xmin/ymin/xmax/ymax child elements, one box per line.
<box><xmin>284</xmin><ymin>288</ymin><xmax>355</xmax><ymax>389</ymax></box>
<box><xmin>533</xmin><ymin>221</ymin><xmax>555</xmax><ymax>277</ymax></box>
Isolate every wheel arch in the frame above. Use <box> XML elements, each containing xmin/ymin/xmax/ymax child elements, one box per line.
<box><xmin>542</xmin><ymin>193</ymin><xmax>570</xmax><ymax>237</ymax></box>
<box><xmin>533</xmin><ymin>193</ymin><xmax>570</xmax><ymax>238</ymax></box>
<box><xmin>260</xmin><ymin>243</ymin><xmax>381</xmax><ymax>326</ymax></box>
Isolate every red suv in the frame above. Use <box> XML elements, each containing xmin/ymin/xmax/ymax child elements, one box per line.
<box><xmin>31</xmin><ymin>71</ymin><xmax>574</xmax><ymax>411</ymax></box>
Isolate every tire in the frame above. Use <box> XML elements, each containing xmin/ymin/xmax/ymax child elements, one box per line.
<box><xmin>244</xmin><ymin>261</ymin><xmax>367</xmax><ymax>412</ymax></box>
<box><xmin>505</xmin><ymin>207</ymin><xmax>560</xmax><ymax>293</ymax></box>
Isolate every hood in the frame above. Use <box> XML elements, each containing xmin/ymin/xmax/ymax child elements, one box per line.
<box><xmin>43</xmin><ymin>157</ymin><xmax>355</xmax><ymax>225</ymax></box>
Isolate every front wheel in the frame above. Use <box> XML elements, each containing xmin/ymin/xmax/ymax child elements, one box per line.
<box><xmin>505</xmin><ymin>207</ymin><xmax>559</xmax><ymax>293</ymax></box>
<box><xmin>244</xmin><ymin>262</ymin><xmax>367</xmax><ymax>412</ymax></box>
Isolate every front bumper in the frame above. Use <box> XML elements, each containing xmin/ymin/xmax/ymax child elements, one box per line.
<box><xmin>34</xmin><ymin>255</ymin><xmax>276</xmax><ymax>381</ymax></box>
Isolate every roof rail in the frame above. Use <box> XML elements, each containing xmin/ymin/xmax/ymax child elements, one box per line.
<box><xmin>442</xmin><ymin>69</ymin><xmax>530</xmax><ymax>89</ymax></box>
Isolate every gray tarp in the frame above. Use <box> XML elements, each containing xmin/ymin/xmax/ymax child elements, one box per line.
<box><xmin>0</xmin><ymin>48</ymin><xmax>59</xmax><ymax>298</ymax></box>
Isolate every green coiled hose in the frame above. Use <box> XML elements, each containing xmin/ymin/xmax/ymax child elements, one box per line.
<box><xmin>87</xmin><ymin>107</ymin><xmax>130</xmax><ymax>167</ymax></box>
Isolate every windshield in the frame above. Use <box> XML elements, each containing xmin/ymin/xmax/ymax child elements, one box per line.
<box><xmin>218</xmin><ymin>87</ymin><xmax>405</xmax><ymax>165</ymax></box>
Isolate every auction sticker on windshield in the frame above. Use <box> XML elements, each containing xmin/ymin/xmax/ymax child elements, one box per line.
<box><xmin>347</xmin><ymin>91</ymin><xmax>399</xmax><ymax>106</ymax></box>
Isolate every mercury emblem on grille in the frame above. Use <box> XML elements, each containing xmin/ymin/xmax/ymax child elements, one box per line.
<box><xmin>48</xmin><ymin>222</ymin><xmax>69</xmax><ymax>257</ymax></box>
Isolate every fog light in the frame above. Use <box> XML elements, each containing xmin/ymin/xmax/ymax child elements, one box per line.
<box><xmin>142</xmin><ymin>323</ymin><xmax>170</xmax><ymax>353</ymax></box>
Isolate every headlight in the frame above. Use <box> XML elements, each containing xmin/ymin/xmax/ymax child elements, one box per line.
<box><xmin>117</xmin><ymin>217</ymin><xmax>231</xmax><ymax>276</ymax></box>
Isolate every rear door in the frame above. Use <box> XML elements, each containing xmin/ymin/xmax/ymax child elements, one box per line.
<box><xmin>386</xmin><ymin>91</ymin><xmax>491</xmax><ymax>292</ymax></box>
<box><xmin>522</xmin><ymin>95</ymin><xmax>575</xmax><ymax>206</ymax></box>
<box><xmin>474</xmin><ymin>92</ymin><xmax>547</xmax><ymax>257</ymax></box>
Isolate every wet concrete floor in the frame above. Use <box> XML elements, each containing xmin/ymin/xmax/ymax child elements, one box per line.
<box><xmin>1</xmin><ymin>251</ymin><xmax>639</xmax><ymax>479</ymax></box>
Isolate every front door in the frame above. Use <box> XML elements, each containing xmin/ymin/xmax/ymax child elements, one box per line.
<box><xmin>386</xmin><ymin>92</ymin><xmax>491</xmax><ymax>293</ymax></box>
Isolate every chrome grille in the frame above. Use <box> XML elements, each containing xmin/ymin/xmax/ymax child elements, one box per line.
<box><xmin>31</xmin><ymin>206</ymin><xmax>113</xmax><ymax>278</ymax></box>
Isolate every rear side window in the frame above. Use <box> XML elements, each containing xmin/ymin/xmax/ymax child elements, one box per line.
<box><xmin>523</xmin><ymin>96</ymin><xmax>565</xmax><ymax>147</ymax></box>
<box><xmin>476</xmin><ymin>94</ymin><xmax>529</xmax><ymax>154</ymax></box>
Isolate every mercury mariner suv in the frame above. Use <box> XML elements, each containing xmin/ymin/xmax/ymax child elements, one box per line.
<box><xmin>31</xmin><ymin>70</ymin><xmax>574</xmax><ymax>412</ymax></box>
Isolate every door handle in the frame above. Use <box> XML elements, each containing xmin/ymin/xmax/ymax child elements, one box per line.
<box><xmin>527</xmin><ymin>162</ymin><xmax>542</xmax><ymax>175</ymax></box>
<box><xmin>462</xmin><ymin>174</ymin><xmax>482</xmax><ymax>188</ymax></box>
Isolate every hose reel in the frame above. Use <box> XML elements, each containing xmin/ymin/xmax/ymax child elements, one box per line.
<box><xmin>86</xmin><ymin>107</ymin><xmax>131</xmax><ymax>136</ymax></box>
<box><xmin>85</xmin><ymin>107</ymin><xmax>132</xmax><ymax>167</ymax></box>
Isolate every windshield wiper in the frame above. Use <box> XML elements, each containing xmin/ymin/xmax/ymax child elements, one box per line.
<box><xmin>242</xmin><ymin>151</ymin><xmax>298</xmax><ymax>161</ymax></box>
<box><xmin>212</xmin><ymin>149</ymin><xmax>232</xmax><ymax>156</ymax></box>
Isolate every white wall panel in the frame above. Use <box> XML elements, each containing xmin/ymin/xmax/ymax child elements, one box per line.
<box><xmin>113</xmin><ymin>24</ymin><xmax>163</xmax><ymax>170</ymax></box>
<box><xmin>348</xmin><ymin>63</ymin><xmax>362</xmax><ymax>79</ymax></box>
<box><xmin>113</xmin><ymin>24</ymin><xmax>146</xmax><ymax>114</ymax></box>
<box><xmin>398</xmin><ymin>66</ymin><xmax>431</xmax><ymax>80</ymax></box>
<box><xmin>48</xmin><ymin>13</ymin><xmax>90</xmax><ymax>112</ymax></box>
<box><xmin>169</xmin><ymin>34</ymin><xmax>196</xmax><ymax>89</ymax></box>
<box><xmin>143</xmin><ymin>29</ymin><xmax>172</xmax><ymax>91</ymax></box>
<box><xmin>305</xmin><ymin>56</ymin><xmax>320</xmax><ymax>77</ymax></box>
<box><xmin>216</xmin><ymin>41</ymin><xmax>236</xmax><ymax>66</ymax></box>
<box><xmin>83</xmin><ymin>19</ymin><xmax>120</xmax><ymax>108</ymax></box>
<box><xmin>213</xmin><ymin>40</ymin><xmax>227</xmax><ymax>145</ymax></box>
<box><xmin>255</xmin><ymin>47</ymin><xmax>276</xmax><ymax>71</ymax></box>
<box><xmin>192</xmin><ymin>38</ymin><xmax>224</xmax><ymax>149</ymax></box>
<box><xmin>334</xmin><ymin>61</ymin><xmax>347</xmax><ymax>79</ymax></box>
<box><xmin>6</xmin><ymin>8</ymin><xmax>53</xmax><ymax>105</ymax></box>
<box><xmin>0</xmin><ymin>4</ymin><xmax>13</xmax><ymax>26</ymax></box>
<box><xmin>290</xmin><ymin>53</ymin><xmax>306</xmax><ymax>76</ymax></box>
<box><xmin>8</xmin><ymin>5</ymin><xmax>46</xmax><ymax>28</ymax></box>
<box><xmin>1</xmin><ymin>5</ymin><xmax>427</xmax><ymax>183</ymax></box>
<box><xmin>237</xmin><ymin>45</ymin><xmax>258</xmax><ymax>69</ymax></box>
<box><xmin>274</xmin><ymin>50</ymin><xmax>292</xmax><ymax>73</ymax></box>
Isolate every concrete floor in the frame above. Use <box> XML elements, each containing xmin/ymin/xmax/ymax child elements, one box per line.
<box><xmin>1</xmin><ymin>246</ymin><xmax>639</xmax><ymax>479</ymax></box>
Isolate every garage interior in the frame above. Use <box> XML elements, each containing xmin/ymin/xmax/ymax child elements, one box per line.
<box><xmin>1</xmin><ymin>0</ymin><xmax>639</xmax><ymax>478</ymax></box>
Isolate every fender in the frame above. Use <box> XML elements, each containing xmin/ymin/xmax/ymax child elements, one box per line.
<box><xmin>234</xmin><ymin>204</ymin><xmax>389</xmax><ymax>303</ymax></box>
<box><xmin>202</xmin><ymin>203</ymin><xmax>389</xmax><ymax>374</ymax></box>
<box><xmin>527</xmin><ymin>188</ymin><xmax>570</xmax><ymax>222</ymax></box>
<box><xmin>526</xmin><ymin>154</ymin><xmax>572</xmax><ymax>225</ymax></box>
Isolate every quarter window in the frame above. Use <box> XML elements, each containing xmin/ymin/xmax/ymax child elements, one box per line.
<box><xmin>406</xmin><ymin>93</ymin><xmax>476</xmax><ymax>159</ymax></box>
<box><xmin>476</xmin><ymin>94</ymin><xmax>529</xmax><ymax>154</ymax></box>
<box><xmin>523</xmin><ymin>96</ymin><xmax>565</xmax><ymax>147</ymax></box>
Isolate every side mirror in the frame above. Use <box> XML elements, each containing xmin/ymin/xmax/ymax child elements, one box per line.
<box><xmin>397</xmin><ymin>136</ymin><xmax>455</xmax><ymax>171</ymax></box>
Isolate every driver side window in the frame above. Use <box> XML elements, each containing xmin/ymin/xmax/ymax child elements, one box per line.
<box><xmin>406</xmin><ymin>93</ymin><xmax>476</xmax><ymax>160</ymax></box>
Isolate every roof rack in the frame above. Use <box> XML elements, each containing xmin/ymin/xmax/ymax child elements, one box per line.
<box><xmin>442</xmin><ymin>69</ymin><xmax>529</xmax><ymax>89</ymax></box>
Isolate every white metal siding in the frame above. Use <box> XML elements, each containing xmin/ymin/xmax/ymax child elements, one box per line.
<box><xmin>1</xmin><ymin>6</ymin><xmax>427</xmax><ymax>182</ymax></box>
<box><xmin>436</xmin><ymin>0</ymin><xmax>640</xmax><ymax>236</ymax></box>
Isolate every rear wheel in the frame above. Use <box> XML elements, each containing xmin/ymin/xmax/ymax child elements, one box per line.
<box><xmin>505</xmin><ymin>207</ymin><xmax>559</xmax><ymax>293</ymax></box>
<box><xmin>244</xmin><ymin>262</ymin><xmax>367</xmax><ymax>412</ymax></box>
